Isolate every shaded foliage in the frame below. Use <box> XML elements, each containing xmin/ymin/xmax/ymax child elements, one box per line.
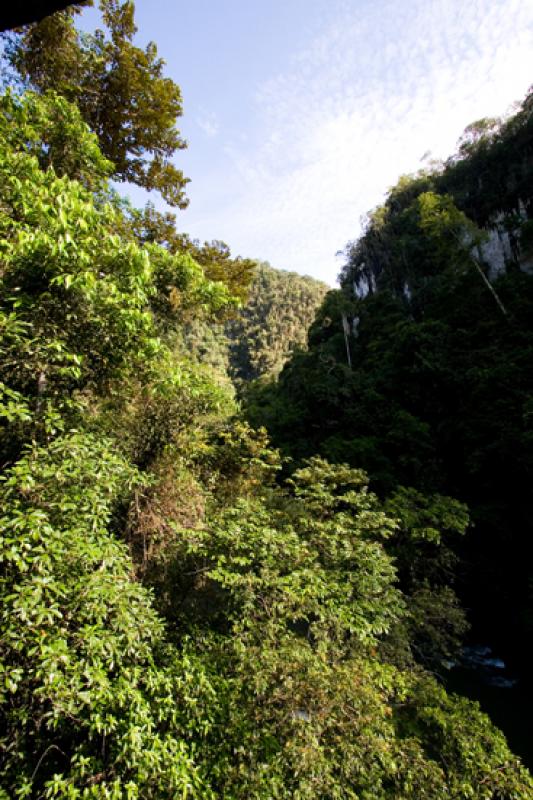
<box><xmin>246</xmin><ymin>86</ymin><xmax>533</xmax><ymax>695</ymax></box>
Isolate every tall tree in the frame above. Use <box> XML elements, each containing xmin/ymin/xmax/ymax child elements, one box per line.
<box><xmin>4</xmin><ymin>0</ymin><xmax>189</xmax><ymax>206</ymax></box>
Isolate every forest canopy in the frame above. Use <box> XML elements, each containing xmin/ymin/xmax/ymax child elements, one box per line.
<box><xmin>1</xmin><ymin>3</ymin><xmax>532</xmax><ymax>797</ymax></box>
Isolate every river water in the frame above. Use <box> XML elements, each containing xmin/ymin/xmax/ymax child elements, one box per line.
<box><xmin>444</xmin><ymin>644</ymin><xmax>533</xmax><ymax>770</ymax></box>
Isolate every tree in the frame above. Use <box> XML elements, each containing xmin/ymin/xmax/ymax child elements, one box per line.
<box><xmin>5</xmin><ymin>0</ymin><xmax>189</xmax><ymax>206</ymax></box>
<box><xmin>0</xmin><ymin>90</ymin><xmax>230</xmax><ymax>465</ymax></box>
<box><xmin>162</xmin><ymin>457</ymin><xmax>533</xmax><ymax>798</ymax></box>
<box><xmin>128</xmin><ymin>203</ymin><xmax>257</xmax><ymax>306</ymax></box>
<box><xmin>0</xmin><ymin>434</ymin><xmax>213</xmax><ymax>798</ymax></box>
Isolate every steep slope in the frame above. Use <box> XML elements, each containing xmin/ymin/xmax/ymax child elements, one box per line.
<box><xmin>343</xmin><ymin>88</ymin><xmax>533</xmax><ymax>301</ymax></box>
<box><xmin>182</xmin><ymin>261</ymin><xmax>329</xmax><ymax>388</ymax></box>
<box><xmin>227</xmin><ymin>261</ymin><xmax>330</xmax><ymax>383</ymax></box>
<box><xmin>245</xmin><ymin>87</ymin><xmax>533</xmax><ymax>735</ymax></box>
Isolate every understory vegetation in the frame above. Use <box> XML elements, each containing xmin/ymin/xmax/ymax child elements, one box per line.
<box><xmin>1</xmin><ymin>3</ymin><xmax>532</xmax><ymax>798</ymax></box>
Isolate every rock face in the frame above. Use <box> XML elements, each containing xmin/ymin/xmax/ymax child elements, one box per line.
<box><xmin>479</xmin><ymin>201</ymin><xmax>532</xmax><ymax>281</ymax></box>
<box><xmin>349</xmin><ymin>200</ymin><xmax>531</xmax><ymax>302</ymax></box>
<box><xmin>0</xmin><ymin>2</ymin><xmax>83</xmax><ymax>32</ymax></box>
<box><xmin>353</xmin><ymin>268</ymin><xmax>375</xmax><ymax>300</ymax></box>
<box><xmin>479</xmin><ymin>222</ymin><xmax>514</xmax><ymax>281</ymax></box>
<box><xmin>342</xmin><ymin>88</ymin><xmax>533</xmax><ymax>302</ymax></box>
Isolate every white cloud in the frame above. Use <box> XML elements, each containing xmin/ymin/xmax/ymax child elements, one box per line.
<box><xmin>196</xmin><ymin>110</ymin><xmax>220</xmax><ymax>139</ymax></box>
<box><xmin>185</xmin><ymin>0</ymin><xmax>533</xmax><ymax>284</ymax></box>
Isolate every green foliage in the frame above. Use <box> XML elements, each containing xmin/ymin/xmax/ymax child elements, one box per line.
<box><xmin>4</xmin><ymin>0</ymin><xmax>189</xmax><ymax>206</ymax></box>
<box><xmin>0</xmin><ymin>434</ymin><xmax>213</xmax><ymax>798</ymax></box>
<box><xmin>158</xmin><ymin>459</ymin><xmax>532</xmax><ymax>798</ymax></box>
<box><xmin>0</xmin><ymin>90</ymin><xmax>231</xmax><ymax>462</ymax></box>
<box><xmin>127</xmin><ymin>203</ymin><xmax>256</xmax><ymax>307</ymax></box>
<box><xmin>249</xmin><ymin>253</ymin><xmax>533</xmax><ymax>669</ymax></box>
<box><xmin>247</xmin><ymin>85</ymin><xmax>533</xmax><ymax>727</ymax></box>
<box><xmin>1</xmin><ymin>30</ymin><xmax>532</xmax><ymax>800</ymax></box>
<box><xmin>384</xmin><ymin>489</ymin><xmax>470</xmax><ymax>666</ymax></box>
<box><xmin>179</xmin><ymin>458</ymin><xmax>402</xmax><ymax>647</ymax></box>
<box><xmin>2</xmin><ymin>433</ymin><xmax>531</xmax><ymax>797</ymax></box>
<box><xmin>94</xmin><ymin>352</ymin><xmax>235</xmax><ymax>471</ymax></box>
<box><xmin>395</xmin><ymin>674</ymin><xmax>532</xmax><ymax>798</ymax></box>
<box><xmin>0</xmin><ymin>89</ymin><xmax>112</xmax><ymax>189</ymax></box>
<box><xmin>437</xmin><ymin>86</ymin><xmax>533</xmax><ymax>225</ymax></box>
<box><xmin>227</xmin><ymin>261</ymin><xmax>329</xmax><ymax>383</ymax></box>
<box><xmin>167</xmin><ymin>260</ymin><xmax>329</xmax><ymax>390</ymax></box>
<box><xmin>186</xmin><ymin>239</ymin><xmax>257</xmax><ymax>307</ymax></box>
<box><xmin>0</xmin><ymin>91</ymin><xmax>237</xmax><ymax>795</ymax></box>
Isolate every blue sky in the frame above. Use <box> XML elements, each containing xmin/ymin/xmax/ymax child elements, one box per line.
<box><xmin>83</xmin><ymin>0</ymin><xmax>533</xmax><ymax>285</ymax></box>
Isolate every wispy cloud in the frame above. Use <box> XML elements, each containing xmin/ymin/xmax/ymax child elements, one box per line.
<box><xmin>196</xmin><ymin>110</ymin><xmax>220</xmax><ymax>139</ymax></box>
<box><xmin>186</xmin><ymin>0</ymin><xmax>533</xmax><ymax>284</ymax></box>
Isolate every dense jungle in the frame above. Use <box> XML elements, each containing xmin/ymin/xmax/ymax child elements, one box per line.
<box><xmin>1</xmin><ymin>2</ymin><xmax>532</xmax><ymax>798</ymax></box>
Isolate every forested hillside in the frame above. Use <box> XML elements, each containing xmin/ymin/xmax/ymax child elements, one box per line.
<box><xmin>1</xmin><ymin>3</ymin><xmax>532</xmax><ymax>798</ymax></box>
<box><xmin>246</xmin><ymin>86</ymin><xmax>533</xmax><ymax>752</ymax></box>
<box><xmin>181</xmin><ymin>261</ymin><xmax>328</xmax><ymax>388</ymax></box>
<box><xmin>178</xmin><ymin>261</ymin><xmax>328</xmax><ymax>392</ymax></box>
<box><xmin>226</xmin><ymin>262</ymin><xmax>329</xmax><ymax>383</ymax></box>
